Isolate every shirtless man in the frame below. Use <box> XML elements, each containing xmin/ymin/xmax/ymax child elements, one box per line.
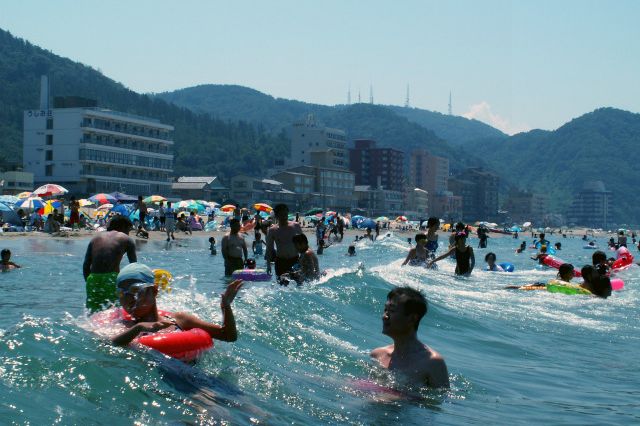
<box><xmin>221</xmin><ymin>218</ymin><xmax>248</xmax><ymax>276</ymax></box>
<box><xmin>371</xmin><ymin>287</ymin><xmax>449</xmax><ymax>388</ymax></box>
<box><xmin>83</xmin><ymin>216</ymin><xmax>137</xmax><ymax>312</ymax></box>
<box><xmin>265</xmin><ymin>204</ymin><xmax>302</xmax><ymax>277</ymax></box>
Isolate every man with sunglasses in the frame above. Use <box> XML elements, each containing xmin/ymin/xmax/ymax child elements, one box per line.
<box><xmin>111</xmin><ymin>263</ymin><xmax>243</xmax><ymax>347</ymax></box>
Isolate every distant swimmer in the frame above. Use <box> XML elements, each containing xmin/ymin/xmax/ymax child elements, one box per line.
<box><xmin>428</xmin><ymin>232</ymin><xmax>475</xmax><ymax>276</ymax></box>
<box><xmin>516</xmin><ymin>241</ymin><xmax>527</xmax><ymax>254</ymax></box>
<box><xmin>425</xmin><ymin>217</ymin><xmax>439</xmax><ymax>258</ymax></box>
<box><xmin>109</xmin><ymin>263</ymin><xmax>243</xmax><ymax>346</ymax></box>
<box><xmin>531</xmin><ymin>245</ymin><xmax>550</xmax><ymax>264</ymax></box>
<box><xmin>402</xmin><ymin>234</ymin><xmax>429</xmax><ymax>266</ymax></box>
<box><xmin>505</xmin><ymin>264</ymin><xmax>611</xmax><ymax>298</ymax></box>
<box><xmin>371</xmin><ymin>287</ymin><xmax>449</xmax><ymax>388</ymax></box>
<box><xmin>347</xmin><ymin>245</ymin><xmax>356</xmax><ymax>256</ymax></box>
<box><xmin>83</xmin><ymin>216</ymin><xmax>137</xmax><ymax>312</ymax></box>
<box><xmin>1</xmin><ymin>249</ymin><xmax>21</xmax><ymax>271</ymax></box>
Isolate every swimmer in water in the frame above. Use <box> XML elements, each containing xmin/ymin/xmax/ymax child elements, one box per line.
<box><xmin>109</xmin><ymin>263</ymin><xmax>243</xmax><ymax>346</ymax></box>
<box><xmin>516</xmin><ymin>241</ymin><xmax>527</xmax><ymax>254</ymax></box>
<box><xmin>506</xmin><ymin>264</ymin><xmax>611</xmax><ymax>298</ymax></box>
<box><xmin>428</xmin><ymin>232</ymin><xmax>475</xmax><ymax>276</ymax></box>
<box><xmin>347</xmin><ymin>245</ymin><xmax>356</xmax><ymax>256</ymax></box>
<box><xmin>484</xmin><ymin>252</ymin><xmax>504</xmax><ymax>271</ymax></box>
<box><xmin>371</xmin><ymin>287</ymin><xmax>449</xmax><ymax>388</ymax></box>
<box><xmin>505</xmin><ymin>263</ymin><xmax>576</xmax><ymax>291</ymax></box>
<box><xmin>425</xmin><ymin>217</ymin><xmax>439</xmax><ymax>258</ymax></box>
<box><xmin>531</xmin><ymin>245</ymin><xmax>549</xmax><ymax>264</ymax></box>
<box><xmin>1</xmin><ymin>249</ymin><xmax>21</xmax><ymax>271</ymax></box>
<box><xmin>208</xmin><ymin>237</ymin><xmax>217</xmax><ymax>255</ymax></box>
<box><xmin>281</xmin><ymin>234</ymin><xmax>320</xmax><ymax>285</ymax></box>
<box><xmin>402</xmin><ymin>234</ymin><xmax>428</xmax><ymax>266</ymax></box>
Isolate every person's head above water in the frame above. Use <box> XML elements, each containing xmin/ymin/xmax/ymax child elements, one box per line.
<box><xmin>116</xmin><ymin>263</ymin><xmax>158</xmax><ymax>318</ymax></box>
<box><xmin>427</xmin><ymin>217</ymin><xmax>439</xmax><ymax>229</ymax></box>
<box><xmin>454</xmin><ymin>231</ymin><xmax>467</xmax><ymax>247</ymax></box>
<box><xmin>484</xmin><ymin>252</ymin><xmax>497</xmax><ymax>264</ymax></box>
<box><xmin>592</xmin><ymin>250</ymin><xmax>607</xmax><ymax>266</ymax></box>
<box><xmin>539</xmin><ymin>233</ymin><xmax>546</xmax><ymax>240</ymax></box>
<box><xmin>558</xmin><ymin>263</ymin><xmax>574</xmax><ymax>281</ymax></box>
<box><xmin>107</xmin><ymin>215</ymin><xmax>133</xmax><ymax>234</ymax></box>
<box><xmin>1</xmin><ymin>248</ymin><xmax>11</xmax><ymax>262</ymax></box>
<box><xmin>455</xmin><ymin>222</ymin><xmax>466</xmax><ymax>232</ymax></box>
<box><xmin>348</xmin><ymin>245</ymin><xmax>356</xmax><ymax>256</ymax></box>
<box><xmin>292</xmin><ymin>233</ymin><xmax>309</xmax><ymax>252</ymax></box>
<box><xmin>415</xmin><ymin>233</ymin><xmax>427</xmax><ymax>245</ymax></box>
<box><xmin>273</xmin><ymin>204</ymin><xmax>289</xmax><ymax>222</ymax></box>
<box><xmin>229</xmin><ymin>218</ymin><xmax>241</xmax><ymax>233</ymax></box>
<box><xmin>383</xmin><ymin>287</ymin><xmax>428</xmax><ymax>334</ymax></box>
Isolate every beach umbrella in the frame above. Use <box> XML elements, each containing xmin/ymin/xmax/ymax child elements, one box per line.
<box><xmin>304</xmin><ymin>208</ymin><xmax>323</xmax><ymax>216</ymax></box>
<box><xmin>0</xmin><ymin>195</ymin><xmax>19</xmax><ymax>206</ymax></box>
<box><xmin>0</xmin><ymin>202</ymin><xmax>22</xmax><ymax>226</ymax></box>
<box><xmin>143</xmin><ymin>195</ymin><xmax>166</xmax><ymax>204</ymax></box>
<box><xmin>16</xmin><ymin>191</ymin><xmax>32</xmax><ymax>199</ymax></box>
<box><xmin>325</xmin><ymin>211</ymin><xmax>337</xmax><ymax>217</ymax></box>
<box><xmin>33</xmin><ymin>184</ymin><xmax>68</xmax><ymax>198</ymax></box>
<box><xmin>109</xmin><ymin>191</ymin><xmax>138</xmax><ymax>203</ymax></box>
<box><xmin>396</xmin><ymin>216</ymin><xmax>408</xmax><ymax>222</ymax></box>
<box><xmin>509</xmin><ymin>226</ymin><xmax>522</xmax><ymax>232</ymax></box>
<box><xmin>220</xmin><ymin>204</ymin><xmax>236</xmax><ymax>212</ymax></box>
<box><xmin>208</xmin><ymin>201</ymin><xmax>220</xmax><ymax>207</ymax></box>
<box><xmin>42</xmin><ymin>199</ymin><xmax>62</xmax><ymax>215</ymax></box>
<box><xmin>16</xmin><ymin>197</ymin><xmax>45</xmax><ymax>210</ymax></box>
<box><xmin>522</xmin><ymin>221</ymin><xmax>532</xmax><ymax>228</ymax></box>
<box><xmin>78</xmin><ymin>198</ymin><xmax>94</xmax><ymax>207</ymax></box>
<box><xmin>254</xmin><ymin>203</ymin><xmax>273</xmax><ymax>213</ymax></box>
<box><xmin>359</xmin><ymin>218</ymin><xmax>376</xmax><ymax>229</ymax></box>
<box><xmin>89</xmin><ymin>193</ymin><xmax>117</xmax><ymax>205</ymax></box>
<box><xmin>375</xmin><ymin>216</ymin><xmax>389</xmax><ymax>222</ymax></box>
<box><xmin>97</xmin><ymin>203</ymin><xmax>114</xmax><ymax>211</ymax></box>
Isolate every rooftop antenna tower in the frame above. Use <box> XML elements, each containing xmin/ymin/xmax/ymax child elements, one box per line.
<box><xmin>357</xmin><ymin>89</ymin><xmax>361</xmax><ymax>103</ymax></box>
<box><xmin>448</xmin><ymin>91</ymin><xmax>452</xmax><ymax>115</ymax></box>
<box><xmin>405</xmin><ymin>84</ymin><xmax>410</xmax><ymax>108</ymax></box>
<box><xmin>347</xmin><ymin>83</ymin><xmax>351</xmax><ymax>105</ymax></box>
<box><xmin>369</xmin><ymin>85</ymin><xmax>374</xmax><ymax>104</ymax></box>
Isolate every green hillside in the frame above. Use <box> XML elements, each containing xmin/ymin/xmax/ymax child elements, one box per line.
<box><xmin>474</xmin><ymin>108</ymin><xmax>640</xmax><ymax>225</ymax></box>
<box><xmin>0</xmin><ymin>29</ymin><xmax>289</xmax><ymax>179</ymax></box>
<box><xmin>156</xmin><ymin>84</ymin><xmax>505</xmax><ymax>146</ymax></box>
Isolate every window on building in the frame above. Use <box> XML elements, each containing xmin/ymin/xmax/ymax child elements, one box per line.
<box><xmin>45</xmin><ymin>164</ymin><xmax>53</xmax><ymax>176</ymax></box>
<box><xmin>45</xmin><ymin>150</ymin><xmax>53</xmax><ymax>161</ymax></box>
<box><xmin>46</xmin><ymin>134</ymin><xmax>53</xmax><ymax>145</ymax></box>
<box><xmin>46</xmin><ymin>118</ymin><xmax>53</xmax><ymax>130</ymax></box>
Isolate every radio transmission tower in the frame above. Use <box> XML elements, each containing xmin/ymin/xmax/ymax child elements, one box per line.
<box><xmin>405</xmin><ymin>84</ymin><xmax>410</xmax><ymax>108</ymax></box>
<box><xmin>448</xmin><ymin>91</ymin><xmax>452</xmax><ymax>115</ymax></box>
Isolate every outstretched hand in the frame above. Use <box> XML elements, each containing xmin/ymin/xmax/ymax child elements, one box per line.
<box><xmin>221</xmin><ymin>279</ymin><xmax>244</xmax><ymax>307</ymax></box>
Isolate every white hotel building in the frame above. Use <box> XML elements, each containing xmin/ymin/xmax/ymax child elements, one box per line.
<box><xmin>23</xmin><ymin>94</ymin><xmax>174</xmax><ymax>196</ymax></box>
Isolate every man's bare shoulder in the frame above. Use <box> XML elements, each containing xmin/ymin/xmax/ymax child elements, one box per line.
<box><xmin>370</xmin><ymin>344</ymin><xmax>393</xmax><ymax>360</ymax></box>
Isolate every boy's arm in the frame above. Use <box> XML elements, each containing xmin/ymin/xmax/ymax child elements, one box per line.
<box><xmin>402</xmin><ymin>248</ymin><xmax>415</xmax><ymax>266</ymax></box>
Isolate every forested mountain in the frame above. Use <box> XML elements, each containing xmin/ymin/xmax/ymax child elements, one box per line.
<box><xmin>473</xmin><ymin>108</ymin><xmax>640</xmax><ymax>224</ymax></box>
<box><xmin>0</xmin><ymin>29</ymin><xmax>289</xmax><ymax>178</ymax></box>
<box><xmin>156</xmin><ymin>84</ymin><xmax>505</xmax><ymax>146</ymax></box>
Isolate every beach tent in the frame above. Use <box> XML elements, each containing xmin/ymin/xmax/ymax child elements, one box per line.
<box><xmin>0</xmin><ymin>202</ymin><xmax>23</xmax><ymax>226</ymax></box>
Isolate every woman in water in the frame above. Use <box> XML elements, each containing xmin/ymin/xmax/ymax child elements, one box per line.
<box><xmin>402</xmin><ymin>234</ymin><xmax>429</xmax><ymax>266</ymax></box>
<box><xmin>428</xmin><ymin>232</ymin><xmax>475</xmax><ymax>276</ymax></box>
<box><xmin>425</xmin><ymin>217</ymin><xmax>439</xmax><ymax>258</ymax></box>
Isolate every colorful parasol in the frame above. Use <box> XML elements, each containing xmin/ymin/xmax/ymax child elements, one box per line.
<box><xmin>89</xmin><ymin>193</ymin><xmax>117</xmax><ymax>205</ymax></box>
<box><xmin>220</xmin><ymin>204</ymin><xmax>236</xmax><ymax>212</ymax></box>
<box><xmin>395</xmin><ymin>216</ymin><xmax>408</xmax><ymax>222</ymax></box>
<box><xmin>143</xmin><ymin>195</ymin><xmax>166</xmax><ymax>204</ymax></box>
<box><xmin>16</xmin><ymin>191</ymin><xmax>32</xmax><ymax>199</ymax></box>
<box><xmin>32</xmin><ymin>184</ymin><xmax>68</xmax><ymax>198</ymax></box>
<box><xmin>253</xmin><ymin>203</ymin><xmax>273</xmax><ymax>213</ymax></box>
<box><xmin>16</xmin><ymin>197</ymin><xmax>44</xmax><ymax>210</ymax></box>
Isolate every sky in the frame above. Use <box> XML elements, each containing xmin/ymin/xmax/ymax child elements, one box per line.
<box><xmin>1</xmin><ymin>0</ymin><xmax>639</xmax><ymax>135</ymax></box>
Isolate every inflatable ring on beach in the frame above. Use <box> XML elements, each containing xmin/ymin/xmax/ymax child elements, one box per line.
<box><xmin>92</xmin><ymin>308</ymin><xmax>213</xmax><ymax>362</ymax></box>
<box><xmin>231</xmin><ymin>268</ymin><xmax>271</xmax><ymax>281</ymax></box>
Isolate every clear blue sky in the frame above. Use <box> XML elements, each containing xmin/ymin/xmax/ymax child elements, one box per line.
<box><xmin>1</xmin><ymin>0</ymin><xmax>638</xmax><ymax>134</ymax></box>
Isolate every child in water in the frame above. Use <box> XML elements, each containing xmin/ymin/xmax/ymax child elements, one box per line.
<box><xmin>516</xmin><ymin>241</ymin><xmax>527</xmax><ymax>253</ymax></box>
<box><xmin>282</xmin><ymin>234</ymin><xmax>320</xmax><ymax>285</ymax></box>
<box><xmin>1</xmin><ymin>249</ymin><xmax>21</xmax><ymax>271</ymax></box>
<box><xmin>484</xmin><ymin>252</ymin><xmax>504</xmax><ymax>271</ymax></box>
<box><xmin>531</xmin><ymin>245</ymin><xmax>549</xmax><ymax>264</ymax></box>
<box><xmin>252</xmin><ymin>232</ymin><xmax>266</xmax><ymax>257</ymax></box>
<box><xmin>347</xmin><ymin>245</ymin><xmax>356</xmax><ymax>256</ymax></box>
<box><xmin>402</xmin><ymin>234</ymin><xmax>429</xmax><ymax>266</ymax></box>
<box><xmin>209</xmin><ymin>237</ymin><xmax>217</xmax><ymax>255</ymax></box>
<box><xmin>428</xmin><ymin>232</ymin><xmax>475</xmax><ymax>276</ymax></box>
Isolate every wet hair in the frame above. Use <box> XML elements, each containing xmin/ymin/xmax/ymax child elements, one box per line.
<box><xmin>1</xmin><ymin>249</ymin><xmax>10</xmax><ymax>258</ymax></box>
<box><xmin>229</xmin><ymin>218</ymin><xmax>240</xmax><ymax>226</ymax></box>
<box><xmin>427</xmin><ymin>217</ymin><xmax>439</xmax><ymax>228</ymax></box>
<box><xmin>592</xmin><ymin>275</ymin><xmax>612</xmax><ymax>298</ymax></box>
<box><xmin>208</xmin><ymin>237</ymin><xmax>215</xmax><ymax>243</ymax></box>
<box><xmin>292</xmin><ymin>233</ymin><xmax>308</xmax><ymax>246</ymax></box>
<box><xmin>581</xmin><ymin>265</ymin><xmax>595</xmax><ymax>282</ymax></box>
<box><xmin>348</xmin><ymin>245</ymin><xmax>356</xmax><ymax>254</ymax></box>
<box><xmin>455</xmin><ymin>222</ymin><xmax>466</xmax><ymax>231</ymax></box>
<box><xmin>539</xmin><ymin>233</ymin><xmax>545</xmax><ymax>239</ymax></box>
<box><xmin>558</xmin><ymin>263</ymin><xmax>574</xmax><ymax>278</ymax></box>
<box><xmin>107</xmin><ymin>215</ymin><xmax>133</xmax><ymax>232</ymax></box>
<box><xmin>415</xmin><ymin>233</ymin><xmax>427</xmax><ymax>243</ymax></box>
<box><xmin>485</xmin><ymin>252</ymin><xmax>497</xmax><ymax>262</ymax></box>
<box><xmin>387</xmin><ymin>287</ymin><xmax>428</xmax><ymax>330</ymax></box>
<box><xmin>273</xmin><ymin>203</ymin><xmax>288</xmax><ymax>215</ymax></box>
<box><xmin>592</xmin><ymin>250</ymin><xmax>607</xmax><ymax>265</ymax></box>
<box><xmin>555</xmin><ymin>242</ymin><xmax>562</xmax><ymax>249</ymax></box>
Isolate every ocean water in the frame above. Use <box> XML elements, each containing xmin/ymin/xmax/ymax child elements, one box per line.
<box><xmin>0</xmin><ymin>233</ymin><xmax>638</xmax><ymax>425</ymax></box>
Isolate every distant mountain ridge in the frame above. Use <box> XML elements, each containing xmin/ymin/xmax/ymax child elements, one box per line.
<box><xmin>156</xmin><ymin>84</ymin><xmax>507</xmax><ymax>145</ymax></box>
<box><xmin>473</xmin><ymin>107</ymin><xmax>640</xmax><ymax>224</ymax></box>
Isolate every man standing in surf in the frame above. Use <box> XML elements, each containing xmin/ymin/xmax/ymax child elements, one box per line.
<box><xmin>371</xmin><ymin>287</ymin><xmax>449</xmax><ymax>388</ymax></box>
<box><xmin>265</xmin><ymin>204</ymin><xmax>302</xmax><ymax>278</ymax></box>
<box><xmin>83</xmin><ymin>215</ymin><xmax>137</xmax><ymax>312</ymax></box>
